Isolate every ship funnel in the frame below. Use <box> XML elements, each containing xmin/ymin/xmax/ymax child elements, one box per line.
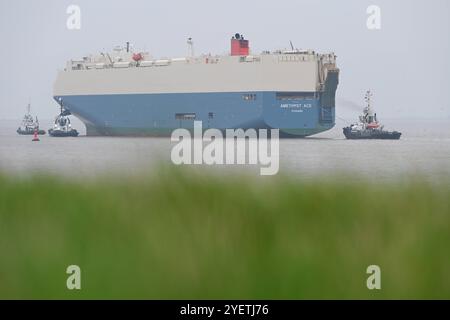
<box><xmin>231</xmin><ymin>33</ymin><xmax>249</xmax><ymax>56</ymax></box>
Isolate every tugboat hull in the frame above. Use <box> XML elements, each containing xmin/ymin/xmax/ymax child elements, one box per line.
<box><xmin>343</xmin><ymin>127</ymin><xmax>401</xmax><ymax>140</ymax></box>
<box><xmin>17</xmin><ymin>128</ymin><xmax>46</xmax><ymax>135</ymax></box>
<box><xmin>48</xmin><ymin>129</ymin><xmax>79</xmax><ymax>137</ymax></box>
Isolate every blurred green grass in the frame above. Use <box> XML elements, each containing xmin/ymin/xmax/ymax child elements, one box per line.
<box><xmin>0</xmin><ymin>168</ymin><xmax>449</xmax><ymax>299</ymax></box>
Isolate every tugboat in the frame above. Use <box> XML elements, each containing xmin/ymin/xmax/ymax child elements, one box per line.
<box><xmin>343</xmin><ymin>91</ymin><xmax>401</xmax><ymax>140</ymax></box>
<box><xmin>17</xmin><ymin>103</ymin><xmax>46</xmax><ymax>135</ymax></box>
<box><xmin>48</xmin><ymin>99</ymin><xmax>79</xmax><ymax>137</ymax></box>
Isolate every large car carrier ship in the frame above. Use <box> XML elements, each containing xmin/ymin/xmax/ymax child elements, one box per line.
<box><xmin>53</xmin><ymin>34</ymin><xmax>339</xmax><ymax>137</ymax></box>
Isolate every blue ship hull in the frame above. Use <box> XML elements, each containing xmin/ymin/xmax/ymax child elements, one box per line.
<box><xmin>54</xmin><ymin>89</ymin><xmax>336</xmax><ymax>137</ymax></box>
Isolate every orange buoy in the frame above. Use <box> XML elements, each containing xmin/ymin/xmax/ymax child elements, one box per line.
<box><xmin>32</xmin><ymin>128</ymin><xmax>40</xmax><ymax>142</ymax></box>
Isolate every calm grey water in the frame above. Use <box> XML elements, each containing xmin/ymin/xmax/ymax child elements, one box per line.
<box><xmin>1</xmin><ymin>118</ymin><xmax>449</xmax><ymax>181</ymax></box>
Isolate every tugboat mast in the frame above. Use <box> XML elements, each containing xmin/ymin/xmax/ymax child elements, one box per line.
<box><xmin>361</xmin><ymin>90</ymin><xmax>376</xmax><ymax>124</ymax></box>
<box><xmin>58</xmin><ymin>97</ymin><xmax>63</xmax><ymax>115</ymax></box>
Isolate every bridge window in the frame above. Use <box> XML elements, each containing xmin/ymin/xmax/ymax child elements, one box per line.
<box><xmin>175</xmin><ymin>113</ymin><xmax>196</xmax><ymax>120</ymax></box>
<box><xmin>242</xmin><ymin>94</ymin><xmax>257</xmax><ymax>101</ymax></box>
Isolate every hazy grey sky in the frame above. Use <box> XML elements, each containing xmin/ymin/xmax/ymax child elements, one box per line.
<box><xmin>0</xmin><ymin>0</ymin><xmax>449</xmax><ymax>120</ymax></box>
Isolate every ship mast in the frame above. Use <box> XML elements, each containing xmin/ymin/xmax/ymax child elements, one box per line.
<box><xmin>58</xmin><ymin>98</ymin><xmax>63</xmax><ymax>114</ymax></box>
<box><xmin>187</xmin><ymin>37</ymin><xmax>194</xmax><ymax>58</ymax></box>
<box><xmin>361</xmin><ymin>90</ymin><xmax>376</xmax><ymax>124</ymax></box>
<box><xmin>364</xmin><ymin>90</ymin><xmax>373</xmax><ymax>115</ymax></box>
